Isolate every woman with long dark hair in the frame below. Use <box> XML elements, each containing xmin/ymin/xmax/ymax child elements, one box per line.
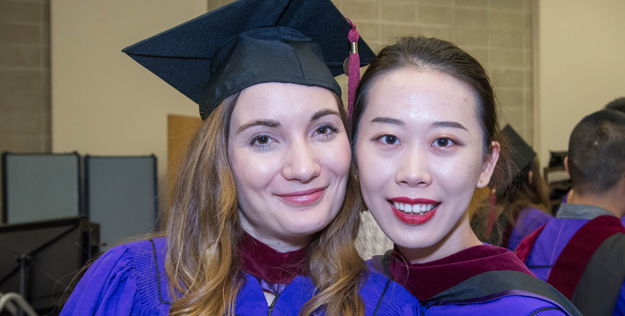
<box><xmin>60</xmin><ymin>1</ymin><xmax>417</xmax><ymax>315</ymax></box>
<box><xmin>470</xmin><ymin>126</ymin><xmax>553</xmax><ymax>250</ymax></box>
<box><xmin>352</xmin><ymin>36</ymin><xmax>581</xmax><ymax>315</ymax></box>
<box><xmin>497</xmin><ymin>128</ymin><xmax>553</xmax><ymax>251</ymax></box>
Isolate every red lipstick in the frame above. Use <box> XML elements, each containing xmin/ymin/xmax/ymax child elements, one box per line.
<box><xmin>277</xmin><ymin>187</ymin><xmax>326</xmax><ymax>206</ymax></box>
<box><xmin>389</xmin><ymin>197</ymin><xmax>440</xmax><ymax>225</ymax></box>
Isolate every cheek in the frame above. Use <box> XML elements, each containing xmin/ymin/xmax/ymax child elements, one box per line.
<box><xmin>229</xmin><ymin>147</ymin><xmax>280</xmax><ymax>193</ymax></box>
<box><xmin>320</xmin><ymin>136</ymin><xmax>352</xmax><ymax>176</ymax></box>
<box><xmin>355</xmin><ymin>143</ymin><xmax>394</xmax><ymax>199</ymax></box>
<box><xmin>431</xmin><ymin>151</ymin><xmax>483</xmax><ymax>194</ymax></box>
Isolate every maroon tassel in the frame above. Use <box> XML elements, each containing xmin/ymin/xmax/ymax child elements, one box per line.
<box><xmin>486</xmin><ymin>187</ymin><xmax>497</xmax><ymax>237</ymax></box>
<box><xmin>345</xmin><ymin>17</ymin><xmax>360</xmax><ymax>119</ymax></box>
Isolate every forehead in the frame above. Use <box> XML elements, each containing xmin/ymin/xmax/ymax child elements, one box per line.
<box><xmin>364</xmin><ymin>69</ymin><xmax>480</xmax><ymax>129</ymax></box>
<box><xmin>232</xmin><ymin>82</ymin><xmax>339</xmax><ymax>122</ymax></box>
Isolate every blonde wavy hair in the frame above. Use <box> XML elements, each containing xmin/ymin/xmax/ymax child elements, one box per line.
<box><xmin>165</xmin><ymin>91</ymin><xmax>367</xmax><ymax>316</ymax></box>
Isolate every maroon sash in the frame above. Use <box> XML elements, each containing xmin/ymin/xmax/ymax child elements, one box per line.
<box><xmin>546</xmin><ymin>215</ymin><xmax>625</xmax><ymax>299</ymax></box>
<box><xmin>239</xmin><ymin>232</ymin><xmax>308</xmax><ymax>284</ymax></box>
<box><xmin>515</xmin><ymin>223</ymin><xmax>547</xmax><ymax>263</ymax></box>
<box><xmin>387</xmin><ymin>245</ymin><xmax>533</xmax><ymax>301</ymax></box>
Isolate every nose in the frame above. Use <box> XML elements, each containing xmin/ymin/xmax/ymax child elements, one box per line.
<box><xmin>281</xmin><ymin>138</ymin><xmax>321</xmax><ymax>183</ymax></box>
<box><xmin>395</xmin><ymin>146</ymin><xmax>432</xmax><ymax>187</ymax></box>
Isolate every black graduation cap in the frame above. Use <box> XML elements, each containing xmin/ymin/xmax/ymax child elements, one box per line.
<box><xmin>503</xmin><ymin>124</ymin><xmax>536</xmax><ymax>178</ymax></box>
<box><xmin>122</xmin><ymin>0</ymin><xmax>375</xmax><ymax>119</ymax></box>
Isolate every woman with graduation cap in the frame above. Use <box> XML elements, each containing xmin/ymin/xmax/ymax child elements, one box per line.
<box><xmin>60</xmin><ymin>1</ymin><xmax>417</xmax><ymax>315</ymax></box>
<box><xmin>351</xmin><ymin>36</ymin><xmax>581</xmax><ymax>315</ymax></box>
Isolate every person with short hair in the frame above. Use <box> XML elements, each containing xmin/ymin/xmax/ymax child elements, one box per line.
<box><xmin>560</xmin><ymin>98</ymin><xmax>625</xmax><ymax>226</ymax></box>
<box><xmin>517</xmin><ymin>109</ymin><xmax>625</xmax><ymax>316</ymax></box>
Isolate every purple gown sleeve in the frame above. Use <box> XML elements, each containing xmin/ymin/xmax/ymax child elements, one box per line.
<box><xmin>614</xmin><ymin>283</ymin><xmax>625</xmax><ymax>316</ymax></box>
<box><xmin>60</xmin><ymin>245</ymin><xmax>137</xmax><ymax>316</ymax></box>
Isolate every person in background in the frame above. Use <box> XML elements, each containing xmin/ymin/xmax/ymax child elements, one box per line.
<box><xmin>605</xmin><ymin>97</ymin><xmax>625</xmax><ymax>227</ymax></box>
<box><xmin>494</xmin><ymin>125</ymin><xmax>553</xmax><ymax>251</ymax></box>
<box><xmin>353</xmin><ymin>36</ymin><xmax>580</xmax><ymax>315</ymax></box>
<box><xmin>517</xmin><ymin>109</ymin><xmax>625</xmax><ymax>316</ymax></box>
<box><xmin>60</xmin><ymin>1</ymin><xmax>418</xmax><ymax>315</ymax></box>
<box><xmin>561</xmin><ymin>97</ymin><xmax>625</xmax><ymax>226</ymax></box>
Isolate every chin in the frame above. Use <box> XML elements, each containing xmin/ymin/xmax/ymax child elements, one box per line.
<box><xmin>396</xmin><ymin>234</ymin><xmax>440</xmax><ymax>250</ymax></box>
<box><xmin>280</xmin><ymin>213</ymin><xmax>331</xmax><ymax>236</ymax></box>
<box><xmin>377</xmin><ymin>218</ymin><xmax>444</xmax><ymax>250</ymax></box>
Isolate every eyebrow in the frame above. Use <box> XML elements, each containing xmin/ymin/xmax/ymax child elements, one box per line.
<box><xmin>432</xmin><ymin>121</ymin><xmax>468</xmax><ymax>131</ymax></box>
<box><xmin>236</xmin><ymin>109</ymin><xmax>340</xmax><ymax>134</ymax></box>
<box><xmin>237</xmin><ymin>119</ymin><xmax>280</xmax><ymax>134</ymax></box>
<box><xmin>371</xmin><ymin>117</ymin><xmax>403</xmax><ymax>126</ymax></box>
<box><xmin>311</xmin><ymin>109</ymin><xmax>341</xmax><ymax>122</ymax></box>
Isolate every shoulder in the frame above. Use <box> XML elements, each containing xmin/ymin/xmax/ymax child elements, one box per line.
<box><xmin>427</xmin><ymin>293</ymin><xmax>570</xmax><ymax>316</ymax></box>
<box><xmin>94</xmin><ymin>238</ymin><xmax>165</xmax><ymax>278</ymax></box>
<box><xmin>523</xmin><ymin>208</ymin><xmax>553</xmax><ymax>222</ymax></box>
<box><xmin>430</xmin><ymin>269</ymin><xmax>580</xmax><ymax>315</ymax></box>
<box><xmin>83</xmin><ymin>238</ymin><xmax>157</xmax><ymax>283</ymax></box>
<box><xmin>61</xmin><ymin>237</ymin><xmax>169</xmax><ymax>316</ymax></box>
<box><xmin>360</xmin><ymin>262</ymin><xmax>419</xmax><ymax>315</ymax></box>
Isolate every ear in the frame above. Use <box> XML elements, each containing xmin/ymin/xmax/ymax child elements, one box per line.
<box><xmin>564</xmin><ymin>156</ymin><xmax>571</xmax><ymax>177</ymax></box>
<box><xmin>477</xmin><ymin>141</ymin><xmax>501</xmax><ymax>188</ymax></box>
<box><xmin>528</xmin><ymin>170</ymin><xmax>534</xmax><ymax>186</ymax></box>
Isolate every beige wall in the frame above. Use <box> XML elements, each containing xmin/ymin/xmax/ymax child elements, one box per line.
<box><xmin>536</xmin><ymin>0</ymin><xmax>625</xmax><ymax>165</ymax></box>
<box><xmin>51</xmin><ymin>0</ymin><xmax>207</xmax><ymax>200</ymax></box>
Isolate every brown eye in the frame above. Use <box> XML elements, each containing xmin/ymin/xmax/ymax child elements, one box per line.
<box><xmin>257</xmin><ymin>136</ymin><xmax>269</xmax><ymax>144</ymax></box>
<box><xmin>313</xmin><ymin>124</ymin><xmax>338</xmax><ymax>138</ymax></box>
<box><xmin>250</xmin><ymin>135</ymin><xmax>272</xmax><ymax>147</ymax></box>
<box><xmin>383</xmin><ymin>135</ymin><xmax>398</xmax><ymax>144</ymax></box>
<box><xmin>433</xmin><ymin>137</ymin><xmax>455</xmax><ymax>148</ymax></box>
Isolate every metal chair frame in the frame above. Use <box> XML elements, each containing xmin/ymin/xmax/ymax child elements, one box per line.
<box><xmin>0</xmin><ymin>292</ymin><xmax>38</xmax><ymax>316</ymax></box>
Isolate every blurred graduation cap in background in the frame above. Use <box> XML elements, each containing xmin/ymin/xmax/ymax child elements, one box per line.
<box><xmin>488</xmin><ymin>124</ymin><xmax>537</xmax><ymax>200</ymax></box>
<box><xmin>503</xmin><ymin>124</ymin><xmax>536</xmax><ymax>180</ymax></box>
<box><xmin>482</xmin><ymin>125</ymin><xmax>537</xmax><ymax>237</ymax></box>
<box><xmin>122</xmin><ymin>0</ymin><xmax>375</xmax><ymax>119</ymax></box>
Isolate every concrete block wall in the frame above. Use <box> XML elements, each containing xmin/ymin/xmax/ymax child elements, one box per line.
<box><xmin>0</xmin><ymin>0</ymin><xmax>51</xmax><ymax>215</ymax></box>
<box><xmin>334</xmin><ymin>0</ymin><xmax>535</xmax><ymax>144</ymax></box>
<box><xmin>0</xmin><ymin>0</ymin><xmax>50</xmax><ymax>154</ymax></box>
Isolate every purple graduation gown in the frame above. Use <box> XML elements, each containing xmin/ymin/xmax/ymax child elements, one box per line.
<box><xmin>506</xmin><ymin>207</ymin><xmax>554</xmax><ymax>251</ymax></box>
<box><xmin>516</xmin><ymin>203</ymin><xmax>625</xmax><ymax>316</ymax></box>
<box><xmin>61</xmin><ymin>237</ymin><xmax>418</xmax><ymax>316</ymax></box>
<box><xmin>368</xmin><ymin>245</ymin><xmax>580</xmax><ymax>316</ymax></box>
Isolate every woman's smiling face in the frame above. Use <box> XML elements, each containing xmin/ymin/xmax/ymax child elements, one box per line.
<box><xmin>355</xmin><ymin>69</ymin><xmax>498</xmax><ymax>251</ymax></box>
<box><xmin>228</xmin><ymin>82</ymin><xmax>351</xmax><ymax>251</ymax></box>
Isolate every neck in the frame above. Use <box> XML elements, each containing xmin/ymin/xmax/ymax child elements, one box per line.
<box><xmin>239</xmin><ymin>209</ymin><xmax>310</xmax><ymax>253</ymax></box>
<box><xmin>397</xmin><ymin>210</ymin><xmax>482</xmax><ymax>264</ymax></box>
<box><xmin>569</xmin><ymin>188</ymin><xmax>625</xmax><ymax>218</ymax></box>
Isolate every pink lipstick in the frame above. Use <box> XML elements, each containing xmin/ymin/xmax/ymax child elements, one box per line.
<box><xmin>277</xmin><ymin>187</ymin><xmax>326</xmax><ymax>205</ymax></box>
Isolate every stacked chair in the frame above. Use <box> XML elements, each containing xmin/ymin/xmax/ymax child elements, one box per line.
<box><xmin>0</xmin><ymin>153</ymin><xmax>158</xmax><ymax>315</ymax></box>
